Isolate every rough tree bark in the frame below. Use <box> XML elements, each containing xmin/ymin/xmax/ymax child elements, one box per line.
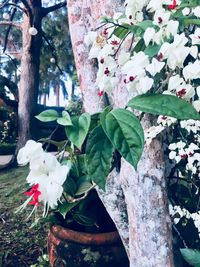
<box><xmin>17</xmin><ymin>1</ymin><xmax>43</xmax><ymax>149</ymax></box>
<box><xmin>67</xmin><ymin>0</ymin><xmax>174</xmax><ymax>266</ymax></box>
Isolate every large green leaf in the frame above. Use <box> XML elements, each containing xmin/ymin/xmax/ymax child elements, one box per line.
<box><xmin>180</xmin><ymin>249</ymin><xmax>200</xmax><ymax>267</ymax></box>
<box><xmin>100</xmin><ymin>109</ymin><xmax>144</xmax><ymax>169</ymax></box>
<box><xmin>35</xmin><ymin>109</ymin><xmax>59</xmax><ymax>122</ymax></box>
<box><xmin>128</xmin><ymin>94</ymin><xmax>200</xmax><ymax>120</ymax></box>
<box><xmin>58</xmin><ymin>201</ymin><xmax>79</xmax><ymax>219</ymax></box>
<box><xmin>65</xmin><ymin>113</ymin><xmax>91</xmax><ymax>149</ymax></box>
<box><xmin>57</xmin><ymin>111</ymin><xmax>72</xmax><ymax>126</ymax></box>
<box><xmin>86</xmin><ymin>125</ymin><xmax>114</xmax><ymax>190</ymax></box>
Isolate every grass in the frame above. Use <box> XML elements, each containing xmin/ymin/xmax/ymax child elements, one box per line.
<box><xmin>0</xmin><ymin>166</ymin><xmax>49</xmax><ymax>267</ymax></box>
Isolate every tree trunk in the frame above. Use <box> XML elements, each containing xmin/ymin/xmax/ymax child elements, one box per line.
<box><xmin>17</xmin><ymin>8</ymin><xmax>42</xmax><ymax>150</ymax></box>
<box><xmin>67</xmin><ymin>0</ymin><xmax>174</xmax><ymax>266</ymax></box>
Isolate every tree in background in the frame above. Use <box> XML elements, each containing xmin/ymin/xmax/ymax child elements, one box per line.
<box><xmin>0</xmin><ymin>0</ymin><xmax>67</xmax><ymax>151</ymax></box>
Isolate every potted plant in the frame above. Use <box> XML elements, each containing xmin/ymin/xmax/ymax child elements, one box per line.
<box><xmin>16</xmin><ymin>109</ymin><xmax>134</xmax><ymax>267</ymax></box>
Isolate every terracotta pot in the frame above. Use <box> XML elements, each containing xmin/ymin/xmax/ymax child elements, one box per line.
<box><xmin>48</xmin><ymin>224</ymin><xmax>129</xmax><ymax>267</ymax></box>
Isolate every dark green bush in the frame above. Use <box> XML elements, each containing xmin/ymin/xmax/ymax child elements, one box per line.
<box><xmin>0</xmin><ymin>143</ymin><xmax>16</xmax><ymax>155</ymax></box>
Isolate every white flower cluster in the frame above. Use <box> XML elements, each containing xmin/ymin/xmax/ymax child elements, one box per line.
<box><xmin>85</xmin><ymin>0</ymin><xmax>200</xmax><ymax>100</ymax></box>
<box><xmin>169</xmin><ymin>204</ymin><xmax>200</xmax><ymax>237</ymax></box>
<box><xmin>85</xmin><ymin>0</ymin><xmax>200</xmax><ymax>236</ymax></box>
<box><xmin>17</xmin><ymin>140</ymin><xmax>71</xmax><ymax>217</ymax></box>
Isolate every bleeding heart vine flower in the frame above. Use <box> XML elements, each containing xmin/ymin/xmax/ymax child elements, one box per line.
<box><xmin>16</xmin><ymin>140</ymin><xmax>71</xmax><ymax>218</ymax></box>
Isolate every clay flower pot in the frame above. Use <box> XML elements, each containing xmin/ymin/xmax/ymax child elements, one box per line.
<box><xmin>48</xmin><ymin>224</ymin><xmax>129</xmax><ymax>267</ymax></box>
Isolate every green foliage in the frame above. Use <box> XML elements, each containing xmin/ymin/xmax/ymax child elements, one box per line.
<box><xmin>113</xmin><ymin>26</ymin><xmax>129</xmax><ymax>39</ymax></box>
<box><xmin>57</xmin><ymin>111</ymin><xmax>72</xmax><ymax>126</ymax></box>
<box><xmin>65</xmin><ymin>113</ymin><xmax>91</xmax><ymax>149</ymax></box>
<box><xmin>35</xmin><ymin>110</ymin><xmax>59</xmax><ymax>122</ymax></box>
<box><xmin>100</xmin><ymin>108</ymin><xmax>144</xmax><ymax>169</ymax></box>
<box><xmin>180</xmin><ymin>249</ymin><xmax>200</xmax><ymax>267</ymax></box>
<box><xmin>144</xmin><ymin>44</ymin><xmax>161</xmax><ymax>57</ymax></box>
<box><xmin>0</xmin><ymin>143</ymin><xmax>16</xmax><ymax>155</ymax></box>
<box><xmin>128</xmin><ymin>94</ymin><xmax>200</xmax><ymax>120</ymax></box>
<box><xmin>58</xmin><ymin>201</ymin><xmax>80</xmax><ymax>219</ymax></box>
<box><xmin>86</xmin><ymin>125</ymin><xmax>114</xmax><ymax>190</ymax></box>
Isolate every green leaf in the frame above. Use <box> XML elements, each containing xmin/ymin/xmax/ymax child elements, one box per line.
<box><xmin>57</xmin><ymin>111</ymin><xmax>72</xmax><ymax>126</ymax></box>
<box><xmin>100</xmin><ymin>109</ymin><xmax>144</xmax><ymax>169</ymax></box>
<box><xmin>75</xmin><ymin>181</ymin><xmax>93</xmax><ymax>196</ymax></box>
<box><xmin>112</xmin><ymin>26</ymin><xmax>129</xmax><ymax>39</ymax></box>
<box><xmin>63</xmin><ymin>176</ymin><xmax>77</xmax><ymax>196</ymax></box>
<box><xmin>35</xmin><ymin>109</ymin><xmax>59</xmax><ymax>122</ymax></box>
<box><xmin>72</xmin><ymin>212</ymin><xmax>95</xmax><ymax>226</ymax></box>
<box><xmin>86</xmin><ymin>125</ymin><xmax>114</xmax><ymax>190</ymax></box>
<box><xmin>180</xmin><ymin>249</ymin><xmax>200</xmax><ymax>267</ymax></box>
<box><xmin>133</xmin><ymin>38</ymin><xmax>145</xmax><ymax>53</ymax></box>
<box><xmin>65</xmin><ymin>113</ymin><xmax>91</xmax><ymax>149</ymax></box>
<box><xmin>137</xmin><ymin>20</ymin><xmax>154</xmax><ymax>30</ymax></box>
<box><xmin>58</xmin><ymin>201</ymin><xmax>79</xmax><ymax>219</ymax></box>
<box><xmin>128</xmin><ymin>94</ymin><xmax>200</xmax><ymax>120</ymax></box>
<box><xmin>144</xmin><ymin>44</ymin><xmax>161</xmax><ymax>57</ymax></box>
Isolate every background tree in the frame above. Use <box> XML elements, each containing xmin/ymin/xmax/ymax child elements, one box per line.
<box><xmin>0</xmin><ymin>0</ymin><xmax>67</xmax><ymax>151</ymax></box>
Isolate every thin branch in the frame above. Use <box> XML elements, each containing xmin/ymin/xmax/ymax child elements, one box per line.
<box><xmin>0</xmin><ymin>0</ymin><xmax>10</xmax><ymax>8</ymax></box>
<box><xmin>5</xmin><ymin>3</ymin><xmax>26</xmax><ymax>13</ymax></box>
<box><xmin>20</xmin><ymin>0</ymin><xmax>32</xmax><ymax>19</ymax></box>
<box><xmin>3</xmin><ymin>4</ymin><xmax>18</xmax><ymax>53</ymax></box>
<box><xmin>42</xmin><ymin>1</ymin><xmax>66</xmax><ymax>17</ymax></box>
<box><xmin>42</xmin><ymin>31</ymin><xmax>63</xmax><ymax>74</ymax></box>
<box><xmin>0</xmin><ymin>21</ymin><xmax>22</xmax><ymax>29</ymax></box>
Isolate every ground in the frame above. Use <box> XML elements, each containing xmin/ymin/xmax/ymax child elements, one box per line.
<box><xmin>0</xmin><ymin>165</ymin><xmax>49</xmax><ymax>267</ymax></box>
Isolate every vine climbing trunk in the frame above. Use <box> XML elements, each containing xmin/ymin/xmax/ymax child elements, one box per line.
<box><xmin>67</xmin><ymin>0</ymin><xmax>174</xmax><ymax>266</ymax></box>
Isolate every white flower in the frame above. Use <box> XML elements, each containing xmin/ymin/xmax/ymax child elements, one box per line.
<box><xmin>169</xmin><ymin>151</ymin><xmax>177</xmax><ymax>160</ymax></box>
<box><xmin>193</xmin><ymin>100</ymin><xmax>200</xmax><ymax>112</ymax></box>
<box><xmin>190</xmin><ymin>46</ymin><xmax>198</xmax><ymax>59</ymax></box>
<box><xmin>165</xmin><ymin>20</ymin><xmax>179</xmax><ymax>38</ymax></box>
<box><xmin>193</xmin><ymin>6</ymin><xmax>200</xmax><ymax>17</ymax></box>
<box><xmin>168</xmin><ymin>75</ymin><xmax>184</xmax><ymax>92</ymax></box>
<box><xmin>145</xmin><ymin>125</ymin><xmax>165</xmax><ymax>144</ymax></box>
<box><xmin>153</xmin><ymin>8</ymin><xmax>170</xmax><ymax>27</ymax></box>
<box><xmin>27</xmin><ymin>154</ymin><xmax>71</xmax><ymax>209</ymax></box>
<box><xmin>84</xmin><ymin>31</ymin><xmax>97</xmax><ymax>46</ymax></box>
<box><xmin>157</xmin><ymin>115</ymin><xmax>177</xmax><ymax>127</ymax></box>
<box><xmin>190</xmin><ymin>28</ymin><xmax>200</xmax><ymax>46</ymax></box>
<box><xmin>146</xmin><ymin>58</ymin><xmax>165</xmax><ymax>76</ymax></box>
<box><xmin>29</xmin><ymin>27</ymin><xmax>38</xmax><ymax>36</ymax></box>
<box><xmin>159</xmin><ymin>34</ymin><xmax>190</xmax><ymax>70</ymax></box>
<box><xmin>182</xmin><ymin>7</ymin><xmax>191</xmax><ymax>16</ymax></box>
<box><xmin>117</xmin><ymin>51</ymin><xmax>130</xmax><ymax>66</ymax></box>
<box><xmin>17</xmin><ymin>140</ymin><xmax>43</xmax><ymax>165</ymax></box>
<box><xmin>136</xmin><ymin>76</ymin><xmax>154</xmax><ymax>94</ymax></box>
<box><xmin>183</xmin><ymin>60</ymin><xmax>200</xmax><ymax>80</ymax></box>
<box><xmin>143</xmin><ymin>27</ymin><xmax>156</xmax><ymax>46</ymax></box>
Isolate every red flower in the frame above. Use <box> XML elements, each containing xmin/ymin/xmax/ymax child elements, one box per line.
<box><xmin>176</xmin><ymin>89</ymin><xmax>186</xmax><ymax>97</ymax></box>
<box><xmin>111</xmin><ymin>40</ymin><xmax>119</xmax><ymax>46</ymax></box>
<box><xmin>24</xmin><ymin>183</ymin><xmax>41</xmax><ymax>206</ymax></box>
<box><xmin>168</xmin><ymin>0</ymin><xmax>177</xmax><ymax>10</ymax></box>
<box><xmin>98</xmin><ymin>91</ymin><xmax>104</xmax><ymax>97</ymax></box>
